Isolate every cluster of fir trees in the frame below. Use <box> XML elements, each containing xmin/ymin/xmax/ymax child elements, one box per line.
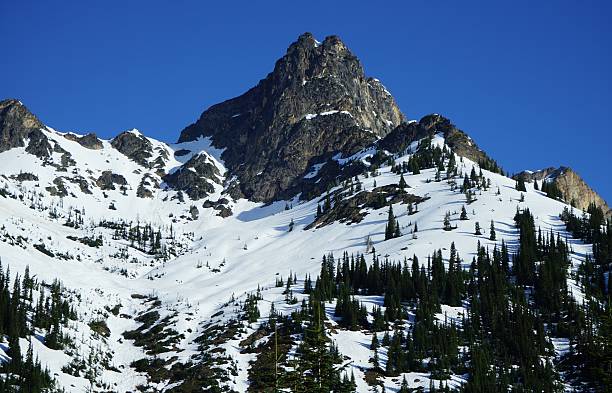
<box><xmin>460</xmin><ymin>166</ymin><xmax>490</xmax><ymax>194</ymax></box>
<box><xmin>286</xmin><ymin>297</ymin><xmax>356</xmax><ymax>393</ymax></box>
<box><xmin>340</xmin><ymin>176</ymin><xmax>363</xmax><ymax>196</ymax></box>
<box><xmin>558</xmin><ymin>203</ymin><xmax>612</xmax><ymax>389</ymax></box>
<box><xmin>477</xmin><ymin>157</ymin><xmax>503</xmax><ymax>175</ymax></box>
<box><xmin>0</xmin><ymin>263</ymin><xmax>76</xmax><ymax>392</ymax></box>
<box><xmin>515</xmin><ymin>176</ymin><xmax>527</xmax><ymax>192</ymax></box>
<box><xmin>243</xmin><ymin>291</ymin><xmax>262</xmax><ymax>323</ymax></box>
<box><xmin>540</xmin><ymin>180</ymin><xmax>563</xmax><ymax>200</ymax></box>
<box><xmin>316</xmin><ymin>191</ymin><xmax>341</xmax><ymax>219</ymax></box>
<box><xmin>302</xmin><ymin>249</ymin><xmax>468</xmax><ymax>385</ymax></box>
<box><xmin>63</xmin><ymin>207</ymin><xmax>85</xmax><ymax>229</ymax></box>
<box><xmin>98</xmin><ymin>219</ymin><xmax>171</xmax><ymax>257</ymax></box>
<box><xmin>299</xmin><ymin>226</ymin><xmax>588</xmax><ymax>391</ymax></box>
<box><xmin>405</xmin><ymin>136</ymin><xmax>448</xmax><ymax>176</ymax></box>
<box><xmin>514</xmin><ymin>208</ymin><xmax>578</xmax><ymax>319</ymax></box>
<box><xmin>560</xmin><ymin>203</ymin><xmax>611</xmax><ymax>273</ymax></box>
<box><xmin>506</xmin><ymin>207</ymin><xmax>611</xmax><ymax>391</ymax></box>
<box><xmin>247</xmin><ymin>280</ymin><xmax>357</xmax><ymax>392</ymax></box>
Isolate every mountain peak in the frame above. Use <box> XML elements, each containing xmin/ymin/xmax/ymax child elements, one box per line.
<box><xmin>178</xmin><ymin>33</ymin><xmax>404</xmax><ymax>202</ymax></box>
<box><xmin>290</xmin><ymin>32</ymin><xmax>318</xmax><ymax>48</ymax></box>
<box><xmin>0</xmin><ymin>98</ymin><xmax>23</xmax><ymax>108</ymax></box>
<box><xmin>287</xmin><ymin>33</ymin><xmax>347</xmax><ymax>52</ymax></box>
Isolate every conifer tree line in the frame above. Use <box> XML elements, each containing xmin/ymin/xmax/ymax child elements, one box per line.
<box><xmin>558</xmin><ymin>203</ymin><xmax>612</xmax><ymax>388</ymax></box>
<box><xmin>0</xmin><ymin>261</ymin><xmax>76</xmax><ymax>392</ymax></box>
<box><xmin>386</xmin><ymin>135</ymin><xmax>502</xmax><ymax>179</ymax></box>
<box><xmin>314</xmin><ymin>135</ymin><xmax>498</xmax><ymax>231</ymax></box>
<box><xmin>540</xmin><ymin>180</ymin><xmax>563</xmax><ymax>200</ymax></box>
<box><xmin>244</xmin><ymin>274</ymin><xmax>356</xmax><ymax>392</ymax></box>
<box><xmin>249</xmin><ymin>203</ymin><xmax>611</xmax><ymax>391</ymax></box>
<box><xmin>97</xmin><ymin>218</ymin><xmax>180</xmax><ymax>260</ymax></box>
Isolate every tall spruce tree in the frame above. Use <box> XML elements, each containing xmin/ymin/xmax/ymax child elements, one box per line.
<box><xmin>385</xmin><ymin>205</ymin><xmax>396</xmax><ymax>240</ymax></box>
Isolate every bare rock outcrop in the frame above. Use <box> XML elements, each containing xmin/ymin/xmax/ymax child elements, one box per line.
<box><xmin>177</xmin><ymin>33</ymin><xmax>404</xmax><ymax>202</ymax></box>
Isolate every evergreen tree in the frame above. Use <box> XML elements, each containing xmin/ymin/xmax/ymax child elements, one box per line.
<box><xmin>398</xmin><ymin>174</ymin><xmax>407</xmax><ymax>190</ymax></box>
<box><xmin>516</xmin><ymin>176</ymin><xmax>527</xmax><ymax>192</ymax></box>
<box><xmin>443</xmin><ymin>212</ymin><xmax>453</xmax><ymax>231</ymax></box>
<box><xmin>370</xmin><ymin>334</ymin><xmax>380</xmax><ymax>370</ymax></box>
<box><xmin>385</xmin><ymin>205</ymin><xmax>396</xmax><ymax>240</ymax></box>
<box><xmin>394</xmin><ymin>219</ymin><xmax>401</xmax><ymax>238</ymax></box>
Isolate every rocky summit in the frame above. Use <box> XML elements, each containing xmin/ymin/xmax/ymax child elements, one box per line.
<box><xmin>0</xmin><ymin>99</ymin><xmax>47</xmax><ymax>157</ymax></box>
<box><xmin>178</xmin><ymin>33</ymin><xmax>404</xmax><ymax>202</ymax></box>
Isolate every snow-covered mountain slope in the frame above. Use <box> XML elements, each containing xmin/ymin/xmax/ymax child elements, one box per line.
<box><xmin>1</xmin><ymin>32</ymin><xmax>610</xmax><ymax>393</ymax></box>
<box><xmin>0</xmin><ymin>122</ymin><xmax>601</xmax><ymax>391</ymax></box>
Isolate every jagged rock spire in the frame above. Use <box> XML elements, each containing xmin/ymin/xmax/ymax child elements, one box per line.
<box><xmin>178</xmin><ymin>33</ymin><xmax>404</xmax><ymax>202</ymax></box>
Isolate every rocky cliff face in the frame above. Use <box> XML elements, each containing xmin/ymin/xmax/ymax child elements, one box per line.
<box><xmin>517</xmin><ymin>167</ymin><xmax>611</xmax><ymax>216</ymax></box>
<box><xmin>0</xmin><ymin>99</ymin><xmax>50</xmax><ymax>158</ymax></box>
<box><xmin>111</xmin><ymin>130</ymin><xmax>154</xmax><ymax>167</ymax></box>
<box><xmin>162</xmin><ymin>153</ymin><xmax>222</xmax><ymax>200</ymax></box>
<box><xmin>64</xmin><ymin>132</ymin><xmax>103</xmax><ymax>149</ymax></box>
<box><xmin>178</xmin><ymin>33</ymin><xmax>404</xmax><ymax>202</ymax></box>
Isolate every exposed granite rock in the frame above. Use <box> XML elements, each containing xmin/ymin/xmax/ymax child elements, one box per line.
<box><xmin>306</xmin><ymin>184</ymin><xmax>427</xmax><ymax>229</ymax></box>
<box><xmin>202</xmin><ymin>198</ymin><xmax>229</xmax><ymax>209</ymax></box>
<box><xmin>515</xmin><ymin>167</ymin><xmax>559</xmax><ymax>184</ymax></box>
<box><xmin>0</xmin><ymin>99</ymin><xmax>50</xmax><ymax>158</ymax></box>
<box><xmin>136</xmin><ymin>174</ymin><xmax>159</xmax><ymax>198</ymax></box>
<box><xmin>379</xmin><ymin>114</ymin><xmax>502</xmax><ymax>173</ymax></box>
<box><xmin>64</xmin><ymin>132</ymin><xmax>103</xmax><ymax>149</ymax></box>
<box><xmin>51</xmin><ymin>144</ymin><xmax>77</xmax><ymax>170</ymax></box>
<box><xmin>11</xmin><ymin>172</ymin><xmax>39</xmax><ymax>182</ymax></box>
<box><xmin>96</xmin><ymin>171</ymin><xmax>128</xmax><ymax>191</ymax></box>
<box><xmin>65</xmin><ymin>176</ymin><xmax>92</xmax><ymax>194</ymax></box>
<box><xmin>189</xmin><ymin>205</ymin><xmax>199</xmax><ymax>220</ymax></box>
<box><xmin>178</xmin><ymin>33</ymin><xmax>404</xmax><ymax>202</ymax></box>
<box><xmin>111</xmin><ymin>131</ymin><xmax>153</xmax><ymax>167</ymax></box>
<box><xmin>25</xmin><ymin>128</ymin><xmax>53</xmax><ymax>158</ymax></box>
<box><xmin>46</xmin><ymin>177</ymin><xmax>68</xmax><ymax>197</ymax></box>
<box><xmin>152</xmin><ymin>146</ymin><xmax>169</xmax><ymax>176</ymax></box>
<box><xmin>516</xmin><ymin>167</ymin><xmax>611</xmax><ymax>216</ymax></box>
<box><xmin>163</xmin><ymin>153</ymin><xmax>221</xmax><ymax>200</ymax></box>
<box><xmin>215</xmin><ymin>205</ymin><xmax>233</xmax><ymax>218</ymax></box>
<box><xmin>202</xmin><ymin>198</ymin><xmax>232</xmax><ymax>217</ymax></box>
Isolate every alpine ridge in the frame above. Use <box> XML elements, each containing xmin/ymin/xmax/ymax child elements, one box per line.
<box><xmin>515</xmin><ymin>166</ymin><xmax>611</xmax><ymax>217</ymax></box>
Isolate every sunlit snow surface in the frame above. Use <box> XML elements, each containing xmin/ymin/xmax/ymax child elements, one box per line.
<box><xmin>0</xmin><ymin>127</ymin><xmax>591</xmax><ymax>391</ymax></box>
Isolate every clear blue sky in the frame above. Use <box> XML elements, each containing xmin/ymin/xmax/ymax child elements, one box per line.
<box><xmin>2</xmin><ymin>1</ymin><xmax>611</xmax><ymax>203</ymax></box>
